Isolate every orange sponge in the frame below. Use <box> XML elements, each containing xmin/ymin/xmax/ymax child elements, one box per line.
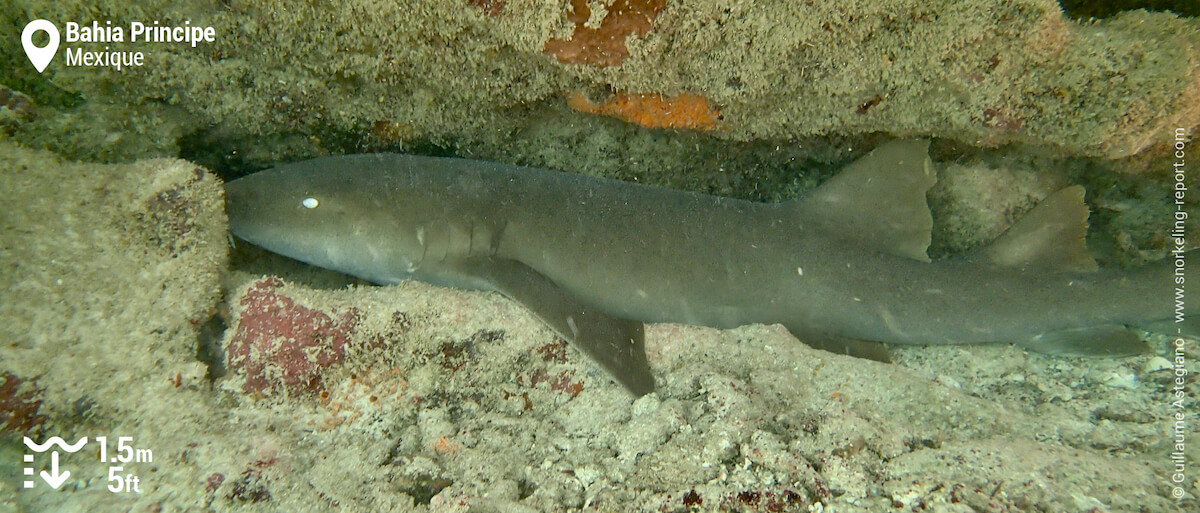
<box><xmin>544</xmin><ymin>0</ymin><xmax>667</xmax><ymax>67</ymax></box>
<box><xmin>568</xmin><ymin>91</ymin><xmax>723</xmax><ymax>130</ymax></box>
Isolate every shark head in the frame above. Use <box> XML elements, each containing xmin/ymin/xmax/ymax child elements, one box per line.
<box><xmin>225</xmin><ymin>155</ymin><xmax>429</xmax><ymax>284</ymax></box>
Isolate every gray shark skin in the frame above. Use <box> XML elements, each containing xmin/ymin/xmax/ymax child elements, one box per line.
<box><xmin>225</xmin><ymin>140</ymin><xmax>1182</xmax><ymax>396</ymax></box>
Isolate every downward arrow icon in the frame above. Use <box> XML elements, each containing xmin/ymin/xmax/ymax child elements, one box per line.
<box><xmin>40</xmin><ymin>452</ymin><xmax>70</xmax><ymax>489</ymax></box>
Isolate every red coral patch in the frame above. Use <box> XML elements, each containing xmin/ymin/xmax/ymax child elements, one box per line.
<box><xmin>468</xmin><ymin>0</ymin><xmax>506</xmax><ymax>17</ymax></box>
<box><xmin>0</xmin><ymin>372</ymin><xmax>45</xmax><ymax>434</ymax></box>
<box><xmin>226</xmin><ymin>279</ymin><xmax>361</xmax><ymax>395</ymax></box>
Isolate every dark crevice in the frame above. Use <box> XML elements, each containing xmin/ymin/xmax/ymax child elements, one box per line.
<box><xmin>1058</xmin><ymin>0</ymin><xmax>1198</xmax><ymax>19</ymax></box>
<box><xmin>195</xmin><ymin>313</ymin><xmax>227</xmax><ymax>380</ymax></box>
<box><xmin>517</xmin><ymin>478</ymin><xmax>536</xmax><ymax>500</ymax></box>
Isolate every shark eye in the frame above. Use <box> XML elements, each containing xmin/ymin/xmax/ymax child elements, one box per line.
<box><xmin>301</xmin><ymin>197</ymin><xmax>319</xmax><ymax>209</ymax></box>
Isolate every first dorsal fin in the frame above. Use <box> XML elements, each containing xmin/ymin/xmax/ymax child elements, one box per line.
<box><xmin>799</xmin><ymin>139</ymin><xmax>936</xmax><ymax>261</ymax></box>
<box><xmin>982</xmin><ymin>185</ymin><xmax>1098</xmax><ymax>272</ymax></box>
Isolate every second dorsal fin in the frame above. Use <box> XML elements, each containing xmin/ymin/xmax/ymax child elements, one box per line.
<box><xmin>799</xmin><ymin>139</ymin><xmax>937</xmax><ymax>261</ymax></box>
<box><xmin>982</xmin><ymin>185</ymin><xmax>1098</xmax><ymax>272</ymax></box>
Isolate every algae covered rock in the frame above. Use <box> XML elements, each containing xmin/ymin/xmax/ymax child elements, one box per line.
<box><xmin>4</xmin><ymin>1</ymin><xmax>1197</xmax><ymax>164</ymax></box>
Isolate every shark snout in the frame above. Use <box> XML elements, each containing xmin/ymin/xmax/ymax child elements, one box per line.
<box><xmin>224</xmin><ymin>178</ymin><xmax>246</xmax><ymax>225</ymax></box>
<box><xmin>223</xmin><ymin>175</ymin><xmax>264</xmax><ymax>240</ymax></box>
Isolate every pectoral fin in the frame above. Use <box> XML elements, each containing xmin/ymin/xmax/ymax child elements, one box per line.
<box><xmin>1019</xmin><ymin>325</ymin><xmax>1149</xmax><ymax>357</ymax></box>
<box><xmin>787</xmin><ymin>327</ymin><xmax>893</xmax><ymax>362</ymax></box>
<box><xmin>456</xmin><ymin>257</ymin><xmax>655</xmax><ymax>396</ymax></box>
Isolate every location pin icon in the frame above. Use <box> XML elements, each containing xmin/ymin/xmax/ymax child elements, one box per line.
<box><xmin>22</xmin><ymin>20</ymin><xmax>60</xmax><ymax>73</ymax></box>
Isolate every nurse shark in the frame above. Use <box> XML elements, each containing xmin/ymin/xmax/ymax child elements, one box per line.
<box><xmin>225</xmin><ymin>140</ymin><xmax>1185</xmax><ymax>396</ymax></box>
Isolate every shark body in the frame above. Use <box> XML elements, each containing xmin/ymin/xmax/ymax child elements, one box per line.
<box><xmin>225</xmin><ymin>140</ymin><xmax>1178</xmax><ymax>396</ymax></box>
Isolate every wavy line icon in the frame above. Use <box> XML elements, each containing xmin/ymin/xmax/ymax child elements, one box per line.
<box><xmin>24</xmin><ymin>436</ymin><xmax>88</xmax><ymax>453</ymax></box>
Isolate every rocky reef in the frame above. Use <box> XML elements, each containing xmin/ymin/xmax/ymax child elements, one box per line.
<box><xmin>3</xmin><ymin>0</ymin><xmax>1197</xmax><ymax>165</ymax></box>
<box><xmin>2</xmin><ymin>1</ymin><xmax>1199</xmax><ymax>511</ymax></box>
